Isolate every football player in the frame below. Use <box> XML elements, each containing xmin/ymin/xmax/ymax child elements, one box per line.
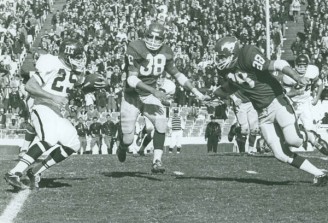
<box><xmin>230</xmin><ymin>90</ymin><xmax>259</xmax><ymax>154</ymax></box>
<box><xmin>283</xmin><ymin>54</ymin><xmax>328</xmax><ymax>154</ymax></box>
<box><xmin>4</xmin><ymin>39</ymin><xmax>104</xmax><ymax>190</ymax></box>
<box><xmin>118</xmin><ymin>22</ymin><xmax>206</xmax><ymax>173</ymax></box>
<box><xmin>211</xmin><ymin>36</ymin><xmax>328</xmax><ymax>186</ymax></box>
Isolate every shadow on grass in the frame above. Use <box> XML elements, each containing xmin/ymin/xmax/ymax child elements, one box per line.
<box><xmin>175</xmin><ymin>175</ymin><xmax>309</xmax><ymax>186</ymax></box>
<box><xmin>101</xmin><ymin>171</ymin><xmax>162</xmax><ymax>181</ymax></box>
<box><xmin>39</xmin><ymin>177</ymin><xmax>87</xmax><ymax>188</ymax></box>
<box><xmin>209</xmin><ymin>153</ymin><xmax>274</xmax><ymax>158</ymax></box>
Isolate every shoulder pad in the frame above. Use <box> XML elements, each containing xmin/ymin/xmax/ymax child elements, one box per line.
<box><xmin>305</xmin><ymin>65</ymin><xmax>319</xmax><ymax>79</ymax></box>
<box><xmin>158</xmin><ymin>44</ymin><xmax>174</xmax><ymax>60</ymax></box>
<box><xmin>35</xmin><ymin>54</ymin><xmax>60</xmax><ymax>74</ymax></box>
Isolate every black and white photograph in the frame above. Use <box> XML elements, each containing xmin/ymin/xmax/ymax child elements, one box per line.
<box><xmin>1</xmin><ymin>0</ymin><xmax>328</xmax><ymax>222</ymax></box>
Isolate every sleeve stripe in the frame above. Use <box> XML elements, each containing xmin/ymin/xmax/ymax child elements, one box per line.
<box><xmin>34</xmin><ymin>71</ymin><xmax>45</xmax><ymax>84</ymax></box>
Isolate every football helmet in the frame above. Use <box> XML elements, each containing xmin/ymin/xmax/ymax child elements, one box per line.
<box><xmin>295</xmin><ymin>54</ymin><xmax>309</xmax><ymax>75</ymax></box>
<box><xmin>144</xmin><ymin>22</ymin><xmax>165</xmax><ymax>51</ymax></box>
<box><xmin>214</xmin><ymin>36</ymin><xmax>240</xmax><ymax>70</ymax></box>
<box><xmin>58</xmin><ymin>39</ymin><xmax>86</xmax><ymax>72</ymax></box>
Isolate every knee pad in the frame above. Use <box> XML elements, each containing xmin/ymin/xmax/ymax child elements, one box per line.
<box><xmin>154</xmin><ymin>118</ymin><xmax>167</xmax><ymax>133</ymax></box>
<box><xmin>122</xmin><ymin>133</ymin><xmax>134</xmax><ymax>146</ymax></box>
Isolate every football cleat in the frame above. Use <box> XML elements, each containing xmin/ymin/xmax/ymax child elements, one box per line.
<box><xmin>310</xmin><ymin>130</ymin><xmax>328</xmax><ymax>156</ymax></box>
<box><xmin>27</xmin><ymin>169</ymin><xmax>41</xmax><ymax>190</ymax></box>
<box><xmin>313</xmin><ymin>174</ymin><xmax>328</xmax><ymax>186</ymax></box>
<box><xmin>4</xmin><ymin>172</ymin><xmax>28</xmax><ymax>190</ymax></box>
<box><xmin>116</xmin><ymin>144</ymin><xmax>128</xmax><ymax>162</ymax></box>
<box><xmin>151</xmin><ymin>160</ymin><xmax>165</xmax><ymax>174</ymax></box>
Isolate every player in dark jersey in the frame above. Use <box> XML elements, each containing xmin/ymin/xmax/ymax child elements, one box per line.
<box><xmin>230</xmin><ymin>90</ymin><xmax>259</xmax><ymax>154</ymax></box>
<box><xmin>118</xmin><ymin>22</ymin><xmax>206</xmax><ymax>173</ymax></box>
<box><xmin>212</xmin><ymin>36</ymin><xmax>327</xmax><ymax>186</ymax></box>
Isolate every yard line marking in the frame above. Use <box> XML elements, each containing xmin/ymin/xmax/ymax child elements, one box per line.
<box><xmin>246</xmin><ymin>170</ymin><xmax>258</xmax><ymax>174</ymax></box>
<box><xmin>0</xmin><ymin>189</ymin><xmax>31</xmax><ymax>223</ymax></box>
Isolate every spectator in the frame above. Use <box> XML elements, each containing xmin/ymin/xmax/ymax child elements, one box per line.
<box><xmin>322</xmin><ymin>113</ymin><xmax>328</xmax><ymax>124</ymax></box>
<box><xmin>102</xmin><ymin>114</ymin><xmax>116</xmax><ymax>154</ymax></box>
<box><xmin>8</xmin><ymin>87</ymin><xmax>22</xmax><ymax>114</ymax></box>
<box><xmin>290</xmin><ymin>0</ymin><xmax>301</xmax><ymax>23</ymax></box>
<box><xmin>0</xmin><ymin>107</ymin><xmax>6</xmax><ymax>129</ymax></box>
<box><xmin>89</xmin><ymin>117</ymin><xmax>102</xmax><ymax>154</ymax></box>
<box><xmin>107</xmin><ymin>86</ymin><xmax>117</xmax><ymax>112</ymax></box>
<box><xmin>205</xmin><ymin>115</ymin><xmax>221</xmax><ymax>153</ymax></box>
<box><xmin>86</xmin><ymin>104</ymin><xmax>99</xmax><ymax>121</ymax></box>
<box><xmin>291</xmin><ymin>32</ymin><xmax>305</xmax><ymax>56</ymax></box>
<box><xmin>95</xmin><ymin>88</ymin><xmax>107</xmax><ymax>113</ymax></box>
<box><xmin>75</xmin><ymin>117</ymin><xmax>89</xmax><ymax>155</ymax></box>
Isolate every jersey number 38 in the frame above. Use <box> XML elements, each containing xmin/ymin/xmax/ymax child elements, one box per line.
<box><xmin>128</xmin><ymin>53</ymin><xmax>166</xmax><ymax>76</ymax></box>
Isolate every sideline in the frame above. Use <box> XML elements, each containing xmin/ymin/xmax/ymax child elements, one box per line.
<box><xmin>0</xmin><ymin>189</ymin><xmax>31</xmax><ymax>223</ymax></box>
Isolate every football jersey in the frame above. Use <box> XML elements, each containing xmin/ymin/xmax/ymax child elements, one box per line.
<box><xmin>32</xmin><ymin>54</ymin><xmax>78</xmax><ymax>114</ymax></box>
<box><xmin>282</xmin><ymin>65</ymin><xmax>319</xmax><ymax>103</ymax></box>
<box><xmin>226</xmin><ymin>45</ymin><xmax>284</xmax><ymax>110</ymax></box>
<box><xmin>125</xmin><ymin>40</ymin><xmax>179</xmax><ymax>96</ymax></box>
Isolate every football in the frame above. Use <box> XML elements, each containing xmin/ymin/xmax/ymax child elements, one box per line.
<box><xmin>82</xmin><ymin>73</ymin><xmax>106</xmax><ymax>90</ymax></box>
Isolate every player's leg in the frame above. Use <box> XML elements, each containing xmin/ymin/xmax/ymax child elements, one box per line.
<box><xmin>138</xmin><ymin>118</ymin><xmax>153</xmax><ymax>156</ymax></box>
<box><xmin>143</xmin><ymin>95</ymin><xmax>166</xmax><ymax>173</ymax></box>
<box><xmin>265</xmin><ymin>96</ymin><xmax>327</xmax><ymax>185</ymax></box>
<box><xmin>5</xmin><ymin>106</ymin><xmax>60</xmax><ymax>189</ymax></box>
<box><xmin>299</xmin><ymin>103</ymin><xmax>328</xmax><ymax>155</ymax></box>
<box><xmin>236</xmin><ymin>103</ymin><xmax>252</xmax><ymax>153</ymax></box>
<box><xmin>18</xmin><ymin>127</ymin><xmax>36</xmax><ymax>158</ymax></box>
<box><xmin>118</xmin><ymin>95</ymin><xmax>140</xmax><ymax>162</ymax></box>
<box><xmin>247</xmin><ymin>104</ymin><xmax>259</xmax><ymax>153</ymax></box>
<box><xmin>176</xmin><ymin>130</ymin><xmax>182</xmax><ymax>153</ymax></box>
<box><xmin>26</xmin><ymin>118</ymin><xmax>80</xmax><ymax>189</ymax></box>
<box><xmin>169</xmin><ymin>131</ymin><xmax>177</xmax><ymax>153</ymax></box>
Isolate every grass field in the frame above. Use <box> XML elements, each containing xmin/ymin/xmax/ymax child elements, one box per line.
<box><xmin>1</xmin><ymin>145</ymin><xmax>328</xmax><ymax>223</ymax></box>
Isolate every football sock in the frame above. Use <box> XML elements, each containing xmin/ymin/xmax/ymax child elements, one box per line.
<box><xmin>10</xmin><ymin>141</ymin><xmax>50</xmax><ymax>174</ymax></box>
<box><xmin>299</xmin><ymin>159</ymin><xmax>324</xmax><ymax>176</ymax></box>
<box><xmin>153</xmin><ymin>130</ymin><xmax>165</xmax><ymax>150</ymax></box>
<box><xmin>20</xmin><ymin>139</ymin><xmax>31</xmax><ymax>152</ymax></box>
<box><xmin>248</xmin><ymin>133</ymin><xmax>257</xmax><ymax>148</ymax></box>
<box><xmin>21</xmin><ymin>131</ymin><xmax>35</xmax><ymax>151</ymax></box>
<box><xmin>32</xmin><ymin>146</ymin><xmax>74</xmax><ymax>176</ymax></box>
<box><xmin>153</xmin><ymin>131</ymin><xmax>165</xmax><ymax>163</ymax></box>
<box><xmin>153</xmin><ymin>149</ymin><xmax>163</xmax><ymax>163</ymax></box>
<box><xmin>290</xmin><ymin>154</ymin><xmax>324</xmax><ymax>176</ymax></box>
<box><xmin>140</xmin><ymin>135</ymin><xmax>152</xmax><ymax>152</ymax></box>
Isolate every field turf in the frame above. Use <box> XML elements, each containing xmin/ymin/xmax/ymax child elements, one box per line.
<box><xmin>1</xmin><ymin>145</ymin><xmax>328</xmax><ymax>223</ymax></box>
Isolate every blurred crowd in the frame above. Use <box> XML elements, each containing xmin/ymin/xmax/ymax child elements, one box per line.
<box><xmin>0</xmin><ymin>0</ymin><xmax>328</xmax><ymax>136</ymax></box>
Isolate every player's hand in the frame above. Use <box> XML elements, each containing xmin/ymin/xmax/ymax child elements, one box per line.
<box><xmin>312</xmin><ymin>97</ymin><xmax>319</xmax><ymax>106</ymax></box>
<box><xmin>153</xmin><ymin>89</ymin><xmax>168</xmax><ymax>102</ymax></box>
<box><xmin>52</xmin><ymin>95</ymin><xmax>68</xmax><ymax>106</ymax></box>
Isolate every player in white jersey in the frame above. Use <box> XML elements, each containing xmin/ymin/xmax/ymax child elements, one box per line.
<box><xmin>283</xmin><ymin>54</ymin><xmax>328</xmax><ymax>155</ymax></box>
<box><xmin>4</xmin><ymin>39</ymin><xmax>102</xmax><ymax>190</ymax></box>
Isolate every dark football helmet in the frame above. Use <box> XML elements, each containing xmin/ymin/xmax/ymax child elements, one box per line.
<box><xmin>295</xmin><ymin>54</ymin><xmax>309</xmax><ymax>75</ymax></box>
<box><xmin>144</xmin><ymin>22</ymin><xmax>165</xmax><ymax>51</ymax></box>
<box><xmin>58</xmin><ymin>39</ymin><xmax>86</xmax><ymax>72</ymax></box>
<box><xmin>214</xmin><ymin>36</ymin><xmax>240</xmax><ymax>70</ymax></box>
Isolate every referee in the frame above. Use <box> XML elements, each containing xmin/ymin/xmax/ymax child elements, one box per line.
<box><xmin>168</xmin><ymin>108</ymin><xmax>184</xmax><ymax>154</ymax></box>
